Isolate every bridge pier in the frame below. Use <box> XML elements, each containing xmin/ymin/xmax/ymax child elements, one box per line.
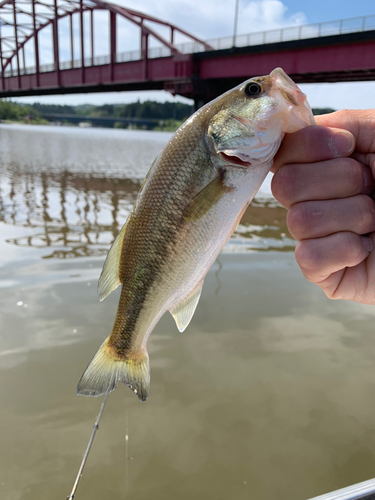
<box><xmin>193</xmin><ymin>98</ymin><xmax>207</xmax><ymax>111</ymax></box>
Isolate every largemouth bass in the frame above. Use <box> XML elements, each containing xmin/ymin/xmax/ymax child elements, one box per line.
<box><xmin>77</xmin><ymin>68</ymin><xmax>314</xmax><ymax>402</ymax></box>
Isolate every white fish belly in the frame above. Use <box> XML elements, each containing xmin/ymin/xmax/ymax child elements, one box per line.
<box><xmin>138</xmin><ymin>163</ymin><xmax>271</xmax><ymax>346</ymax></box>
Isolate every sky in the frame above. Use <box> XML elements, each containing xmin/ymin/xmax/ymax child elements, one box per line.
<box><xmin>10</xmin><ymin>0</ymin><xmax>375</xmax><ymax>109</ymax></box>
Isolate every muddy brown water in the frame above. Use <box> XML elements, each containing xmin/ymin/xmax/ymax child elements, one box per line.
<box><xmin>1</xmin><ymin>124</ymin><xmax>375</xmax><ymax>500</ymax></box>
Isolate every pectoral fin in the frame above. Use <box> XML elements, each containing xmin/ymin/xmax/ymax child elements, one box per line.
<box><xmin>170</xmin><ymin>282</ymin><xmax>203</xmax><ymax>332</ymax></box>
<box><xmin>182</xmin><ymin>175</ymin><xmax>231</xmax><ymax>223</ymax></box>
<box><xmin>98</xmin><ymin>220</ymin><xmax>128</xmax><ymax>302</ymax></box>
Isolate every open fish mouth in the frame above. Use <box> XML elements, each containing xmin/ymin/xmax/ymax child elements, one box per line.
<box><xmin>215</xmin><ymin>111</ymin><xmax>284</xmax><ymax>168</ymax></box>
<box><xmin>219</xmin><ymin>134</ymin><xmax>283</xmax><ymax>168</ymax></box>
<box><xmin>219</xmin><ymin>152</ymin><xmax>251</xmax><ymax>167</ymax></box>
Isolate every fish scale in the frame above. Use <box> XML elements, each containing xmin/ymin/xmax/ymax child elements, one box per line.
<box><xmin>77</xmin><ymin>68</ymin><xmax>315</xmax><ymax>402</ymax></box>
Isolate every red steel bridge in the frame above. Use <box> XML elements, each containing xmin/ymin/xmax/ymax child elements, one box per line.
<box><xmin>1</xmin><ymin>1</ymin><xmax>375</xmax><ymax>106</ymax></box>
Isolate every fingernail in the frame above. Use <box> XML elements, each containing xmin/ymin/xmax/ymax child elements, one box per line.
<box><xmin>330</xmin><ymin>130</ymin><xmax>355</xmax><ymax>156</ymax></box>
<box><xmin>362</xmin><ymin>236</ymin><xmax>373</xmax><ymax>253</ymax></box>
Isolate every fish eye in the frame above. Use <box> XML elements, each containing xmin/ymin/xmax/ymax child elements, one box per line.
<box><xmin>244</xmin><ymin>82</ymin><xmax>262</xmax><ymax>96</ymax></box>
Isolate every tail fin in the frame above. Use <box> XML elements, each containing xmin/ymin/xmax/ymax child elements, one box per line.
<box><xmin>77</xmin><ymin>338</ymin><xmax>150</xmax><ymax>402</ymax></box>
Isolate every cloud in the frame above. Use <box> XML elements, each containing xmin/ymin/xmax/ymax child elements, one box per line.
<box><xmin>110</xmin><ymin>0</ymin><xmax>307</xmax><ymax>42</ymax></box>
<box><xmin>31</xmin><ymin>0</ymin><xmax>308</xmax><ymax>68</ymax></box>
<box><xmin>300</xmin><ymin>82</ymin><xmax>375</xmax><ymax>111</ymax></box>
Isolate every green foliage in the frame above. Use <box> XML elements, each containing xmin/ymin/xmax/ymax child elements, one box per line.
<box><xmin>0</xmin><ymin>99</ymin><xmax>41</xmax><ymax>122</ymax></box>
<box><xmin>116</xmin><ymin>100</ymin><xmax>192</xmax><ymax>121</ymax></box>
<box><xmin>26</xmin><ymin>102</ymin><xmax>76</xmax><ymax>115</ymax></box>
<box><xmin>75</xmin><ymin>104</ymin><xmax>96</xmax><ymax>115</ymax></box>
<box><xmin>23</xmin><ymin>100</ymin><xmax>193</xmax><ymax>121</ymax></box>
<box><xmin>0</xmin><ymin>100</ymin><xmax>337</xmax><ymax>129</ymax></box>
<box><xmin>153</xmin><ymin>119</ymin><xmax>184</xmax><ymax>132</ymax></box>
<box><xmin>1</xmin><ymin>99</ymin><xmax>194</xmax><ymax>130</ymax></box>
<box><xmin>0</xmin><ymin>99</ymin><xmax>17</xmax><ymax>120</ymax></box>
<box><xmin>30</xmin><ymin>116</ymin><xmax>50</xmax><ymax>125</ymax></box>
<box><xmin>93</xmin><ymin>104</ymin><xmax>115</xmax><ymax>116</ymax></box>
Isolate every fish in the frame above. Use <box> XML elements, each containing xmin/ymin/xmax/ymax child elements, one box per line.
<box><xmin>77</xmin><ymin>67</ymin><xmax>315</xmax><ymax>402</ymax></box>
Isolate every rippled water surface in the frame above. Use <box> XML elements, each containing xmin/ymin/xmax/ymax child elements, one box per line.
<box><xmin>1</xmin><ymin>124</ymin><xmax>375</xmax><ymax>500</ymax></box>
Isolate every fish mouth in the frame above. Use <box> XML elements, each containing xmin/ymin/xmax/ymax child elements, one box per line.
<box><xmin>217</xmin><ymin>113</ymin><xmax>283</xmax><ymax>168</ymax></box>
<box><xmin>218</xmin><ymin>135</ymin><xmax>282</xmax><ymax>168</ymax></box>
<box><xmin>270</xmin><ymin>68</ymin><xmax>306</xmax><ymax>107</ymax></box>
<box><xmin>219</xmin><ymin>152</ymin><xmax>251</xmax><ymax>168</ymax></box>
<box><xmin>269</xmin><ymin>68</ymin><xmax>315</xmax><ymax>130</ymax></box>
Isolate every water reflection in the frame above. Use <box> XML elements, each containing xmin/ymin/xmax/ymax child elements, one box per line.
<box><xmin>0</xmin><ymin>167</ymin><xmax>140</xmax><ymax>258</ymax></box>
<box><xmin>0</xmin><ymin>141</ymin><xmax>293</xmax><ymax>259</ymax></box>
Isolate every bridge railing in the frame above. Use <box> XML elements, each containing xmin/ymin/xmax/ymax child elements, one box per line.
<box><xmin>205</xmin><ymin>13</ymin><xmax>375</xmax><ymax>52</ymax></box>
<box><xmin>3</xmin><ymin>14</ymin><xmax>375</xmax><ymax>78</ymax></box>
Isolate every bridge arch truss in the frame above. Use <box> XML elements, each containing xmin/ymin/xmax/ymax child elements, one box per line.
<box><xmin>0</xmin><ymin>0</ymin><xmax>211</xmax><ymax>95</ymax></box>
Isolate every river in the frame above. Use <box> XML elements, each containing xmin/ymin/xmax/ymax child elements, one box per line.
<box><xmin>1</xmin><ymin>124</ymin><xmax>375</xmax><ymax>500</ymax></box>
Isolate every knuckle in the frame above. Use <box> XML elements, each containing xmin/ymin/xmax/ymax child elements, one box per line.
<box><xmin>287</xmin><ymin>203</ymin><xmax>311</xmax><ymax>239</ymax></box>
<box><xmin>294</xmin><ymin>240</ymin><xmax>318</xmax><ymax>276</ymax></box>
<box><xmin>342</xmin><ymin>158</ymin><xmax>364</xmax><ymax>193</ymax></box>
<box><xmin>271</xmin><ymin>166</ymin><xmax>296</xmax><ymax>207</ymax></box>
<box><xmin>353</xmin><ymin>195</ymin><xmax>375</xmax><ymax>232</ymax></box>
<box><xmin>323</xmin><ymin>286</ymin><xmax>335</xmax><ymax>299</ymax></box>
<box><xmin>344</xmin><ymin>232</ymin><xmax>366</xmax><ymax>264</ymax></box>
<box><xmin>325</xmin><ymin>288</ymin><xmax>343</xmax><ymax>300</ymax></box>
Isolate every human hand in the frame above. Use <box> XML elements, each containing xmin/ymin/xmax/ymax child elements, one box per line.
<box><xmin>272</xmin><ymin>110</ymin><xmax>375</xmax><ymax>304</ymax></box>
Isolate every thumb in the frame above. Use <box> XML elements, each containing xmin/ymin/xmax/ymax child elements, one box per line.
<box><xmin>315</xmin><ymin>109</ymin><xmax>375</xmax><ymax>154</ymax></box>
<box><xmin>272</xmin><ymin>124</ymin><xmax>354</xmax><ymax>173</ymax></box>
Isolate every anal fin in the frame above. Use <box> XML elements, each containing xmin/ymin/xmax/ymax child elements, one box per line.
<box><xmin>170</xmin><ymin>282</ymin><xmax>203</xmax><ymax>332</ymax></box>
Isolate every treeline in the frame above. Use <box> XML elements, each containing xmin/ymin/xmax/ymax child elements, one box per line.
<box><xmin>311</xmin><ymin>108</ymin><xmax>335</xmax><ymax>115</ymax></box>
<box><xmin>25</xmin><ymin>102</ymin><xmax>335</xmax><ymax>120</ymax></box>
<box><xmin>1</xmin><ymin>98</ymin><xmax>336</xmax><ymax>129</ymax></box>
<box><xmin>26</xmin><ymin>100</ymin><xmax>194</xmax><ymax>121</ymax></box>
<box><xmin>0</xmin><ymin>99</ymin><xmax>47</xmax><ymax>123</ymax></box>
<box><xmin>0</xmin><ymin>100</ymin><xmax>193</xmax><ymax>130</ymax></box>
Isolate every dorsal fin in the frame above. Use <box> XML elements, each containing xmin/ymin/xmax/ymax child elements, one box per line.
<box><xmin>97</xmin><ymin>220</ymin><xmax>128</xmax><ymax>302</ymax></box>
<box><xmin>170</xmin><ymin>282</ymin><xmax>203</xmax><ymax>332</ymax></box>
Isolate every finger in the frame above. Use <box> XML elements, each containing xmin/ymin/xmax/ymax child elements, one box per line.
<box><xmin>316</xmin><ymin>110</ymin><xmax>375</xmax><ymax>155</ymax></box>
<box><xmin>294</xmin><ymin>232</ymin><xmax>373</xmax><ymax>283</ymax></box>
<box><xmin>271</xmin><ymin>158</ymin><xmax>374</xmax><ymax>208</ymax></box>
<box><xmin>287</xmin><ymin>195</ymin><xmax>375</xmax><ymax>240</ymax></box>
<box><xmin>316</xmin><ymin>233</ymin><xmax>375</xmax><ymax>303</ymax></box>
<box><xmin>351</xmin><ymin>151</ymin><xmax>375</xmax><ymax>173</ymax></box>
<box><xmin>272</xmin><ymin>126</ymin><xmax>355</xmax><ymax>173</ymax></box>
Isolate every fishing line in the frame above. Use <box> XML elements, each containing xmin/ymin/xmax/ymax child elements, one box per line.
<box><xmin>66</xmin><ymin>393</ymin><xmax>109</xmax><ymax>500</ymax></box>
